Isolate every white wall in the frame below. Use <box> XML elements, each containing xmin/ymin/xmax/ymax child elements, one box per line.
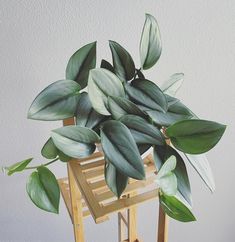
<box><xmin>0</xmin><ymin>1</ymin><xmax>234</xmax><ymax>241</ymax></box>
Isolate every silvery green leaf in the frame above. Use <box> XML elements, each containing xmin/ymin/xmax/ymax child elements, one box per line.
<box><xmin>161</xmin><ymin>73</ymin><xmax>184</xmax><ymax>97</ymax></box>
<box><xmin>154</xmin><ymin>145</ymin><xmax>192</xmax><ymax>205</ymax></box>
<box><xmin>101</xmin><ymin>120</ymin><xmax>145</xmax><ymax>180</ymax></box>
<box><xmin>156</xmin><ymin>156</ymin><xmax>177</xmax><ymax>196</ymax></box>
<box><xmin>76</xmin><ymin>92</ymin><xmax>105</xmax><ymax>129</ymax></box>
<box><xmin>100</xmin><ymin>59</ymin><xmax>115</xmax><ymax>73</ymax></box>
<box><xmin>184</xmin><ymin>153</ymin><xmax>215</xmax><ymax>192</ymax></box>
<box><xmin>51</xmin><ymin>126</ymin><xmax>100</xmax><ymax>158</ymax></box>
<box><xmin>119</xmin><ymin>114</ymin><xmax>165</xmax><ymax>145</ymax></box>
<box><xmin>140</xmin><ymin>14</ymin><xmax>162</xmax><ymax>70</ymax></box>
<box><xmin>109</xmin><ymin>40</ymin><xmax>135</xmax><ymax>81</ymax></box>
<box><xmin>107</xmin><ymin>96</ymin><xmax>147</xmax><ymax>120</ymax></box>
<box><xmin>125</xmin><ymin>79</ymin><xmax>168</xmax><ymax>113</ymax></box>
<box><xmin>28</xmin><ymin>80</ymin><xmax>80</xmax><ymax>121</ymax></box>
<box><xmin>88</xmin><ymin>68</ymin><xmax>125</xmax><ymax>115</ymax></box>
<box><xmin>105</xmin><ymin>161</ymin><xmax>128</xmax><ymax>198</ymax></box>
<box><xmin>66</xmin><ymin>42</ymin><xmax>96</xmax><ymax>89</ymax></box>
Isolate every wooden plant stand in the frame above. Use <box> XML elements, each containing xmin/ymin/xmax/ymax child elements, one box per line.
<box><xmin>58</xmin><ymin>118</ymin><xmax>168</xmax><ymax>242</ymax></box>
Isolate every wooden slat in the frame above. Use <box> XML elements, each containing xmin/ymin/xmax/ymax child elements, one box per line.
<box><xmin>102</xmin><ymin>189</ymin><xmax>159</xmax><ymax>217</ymax></box>
<box><xmin>96</xmin><ymin>175</ymin><xmax>157</xmax><ymax>203</ymax></box>
<box><xmin>69</xmin><ymin>161</ymin><xmax>109</xmax><ymax>223</ymax></box>
<box><xmin>157</xmin><ymin>205</ymin><xmax>169</xmax><ymax>242</ymax></box>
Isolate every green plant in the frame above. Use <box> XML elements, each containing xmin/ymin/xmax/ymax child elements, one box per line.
<box><xmin>5</xmin><ymin>13</ymin><xmax>226</xmax><ymax>222</ymax></box>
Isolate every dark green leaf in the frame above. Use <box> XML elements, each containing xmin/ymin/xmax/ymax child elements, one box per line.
<box><xmin>88</xmin><ymin>68</ymin><xmax>125</xmax><ymax>115</ymax></box>
<box><xmin>184</xmin><ymin>153</ymin><xmax>215</xmax><ymax>192</ymax></box>
<box><xmin>66</xmin><ymin>42</ymin><xmax>96</xmax><ymax>89</ymax></box>
<box><xmin>107</xmin><ymin>96</ymin><xmax>147</xmax><ymax>120</ymax></box>
<box><xmin>51</xmin><ymin>126</ymin><xmax>100</xmax><ymax>158</ymax></box>
<box><xmin>140</xmin><ymin>14</ymin><xmax>162</xmax><ymax>70</ymax></box>
<box><xmin>26</xmin><ymin>167</ymin><xmax>60</xmax><ymax>213</ymax></box>
<box><xmin>137</xmin><ymin>144</ymin><xmax>152</xmax><ymax>155</ymax></box>
<box><xmin>100</xmin><ymin>59</ymin><xmax>115</xmax><ymax>73</ymax></box>
<box><xmin>6</xmin><ymin>158</ymin><xmax>33</xmax><ymax>176</ymax></box>
<box><xmin>101</xmin><ymin>120</ymin><xmax>145</xmax><ymax>180</ymax></box>
<box><xmin>161</xmin><ymin>73</ymin><xmax>184</xmax><ymax>97</ymax></box>
<box><xmin>136</xmin><ymin>69</ymin><xmax>145</xmax><ymax>79</ymax></box>
<box><xmin>109</xmin><ymin>40</ymin><xmax>135</xmax><ymax>81</ymax></box>
<box><xmin>156</xmin><ymin>156</ymin><xmax>177</xmax><ymax>196</ymax></box>
<box><xmin>154</xmin><ymin>145</ymin><xmax>192</xmax><ymax>206</ymax></box>
<box><xmin>119</xmin><ymin>115</ymin><xmax>165</xmax><ymax>145</ymax></box>
<box><xmin>159</xmin><ymin>193</ymin><xmax>196</xmax><ymax>222</ymax></box>
<box><xmin>41</xmin><ymin>138</ymin><xmax>58</xmax><ymax>159</ymax></box>
<box><xmin>125</xmin><ymin>79</ymin><xmax>168</xmax><ymax>113</ymax></box>
<box><xmin>76</xmin><ymin>92</ymin><xmax>105</xmax><ymax>129</ymax></box>
<box><xmin>166</xmin><ymin>120</ymin><xmax>226</xmax><ymax>154</ymax></box>
<box><xmin>105</xmin><ymin>160</ymin><xmax>128</xmax><ymax>198</ymax></box>
<box><xmin>28</xmin><ymin>80</ymin><xmax>80</xmax><ymax>121</ymax></box>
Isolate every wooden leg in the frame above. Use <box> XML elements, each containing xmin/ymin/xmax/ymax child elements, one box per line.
<box><xmin>68</xmin><ymin>164</ymin><xmax>85</xmax><ymax>242</ymax></box>
<box><xmin>157</xmin><ymin>204</ymin><xmax>168</xmax><ymax>242</ymax></box>
<box><xmin>118</xmin><ymin>211</ymin><xmax>127</xmax><ymax>242</ymax></box>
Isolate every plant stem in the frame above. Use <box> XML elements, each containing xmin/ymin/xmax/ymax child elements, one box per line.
<box><xmin>25</xmin><ymin>157</ymin><xmax>59</xmax><ymax>170</ymax></box>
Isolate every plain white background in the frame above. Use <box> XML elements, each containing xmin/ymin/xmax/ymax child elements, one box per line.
<box><xmin>0</xmin><ymin>1</ymin><xmax>235</xmax><ymax>241</ymax></box>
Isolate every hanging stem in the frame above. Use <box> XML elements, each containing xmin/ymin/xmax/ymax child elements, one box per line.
<box><xmin>25</xmin><ymin>157</ymin><xmax>59</xmax><ymax>170</ymax></box>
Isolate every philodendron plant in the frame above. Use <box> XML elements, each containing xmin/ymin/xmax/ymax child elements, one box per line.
<box><xmin>5</xmin><ymin>14</ymin><xmax>226</xmax><ymax>222</ymax></box>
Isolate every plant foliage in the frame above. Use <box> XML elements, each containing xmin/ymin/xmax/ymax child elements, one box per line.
<box><xmin>5</xmin><ymin>13</ymin><xmax>226</xmax><ymax>223</ymax></box>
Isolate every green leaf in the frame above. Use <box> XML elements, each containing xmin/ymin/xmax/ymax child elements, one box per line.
<box><xmin>140</xmin><ymin>14</ymin><xmax>162</xmax><ymax>70</ymax></box>
<box><xmin>6</xmin><ymin>158</ymin><xmax>33</xmax><ymax>175</ymax></box>
<box><xmin>26</xmin><ymin>167</ymin><xmax>60</xmax><ymax>213</ymax></box>
<box><xmin>156</xmin><ymin>156</ymin><xmax>177</xmax><ymax>196</ymax></box>
<box><xmin>66</xmin><ymin>42</ymin><xmax>96</xmax><ymax>89</ymax></box>
<box><xmin>41</xmin><ymin>138</ymin><xmax>58</xmax><ymax>159</ymax></box>
<box><xmin>119</xmin><ymin>115</ymin><xmax>165</xmax><ymax>145</ymax></box>
<box><xmin>101</xmin><ymin>120</ymin><xmax>145</xmax><ymax>180</ymax></box>
<box><xmin>100</xmin><ymin>59</ymin><xmax>115</xmax><ymax>73</ymax></box>
<box><xmin>166</xmin><ymin>119</ymin><xmax>226</xmax><ymax>154</ymax></box>
<box><xmin>88</xmin><ymin>68</ymin><xmax>125</xmax><ymax>115</ymax></box>
<box><xmin>107</xmin><ymin>96</ymin><xmax>147</xmax><ymax>120</ymax></box>
<box><xmin>28</xmin><ymin>80</ymin><xmax>80</xmax><ymax>121</ymax></box>
<box><xmin>105</xmin><ymin>160</ymin><xmax>128</xmax><ymax>198</ymax></box>
<box><xmin>145</xmin><ymin>101</ymin><xmax>193</xmax><ymax>127</ymax></box>
<box><xmin>125</xmin><ymin>79</ymin><xmax>168</xmax><ymax>112</ymax></box>
<box><xmin>51</xmin><ymin>126</ymin><xmax>100</xmax><ymax>158</ymax></box>
<box><xmin>41</xmin><ymin>138</ymin><xmax>71</xmax><ymax>162</ymax></box>
<box><xmin>76</xmin><ymin>92</ymin><xmax>105</xmax><ymax>129</ymax></box>
<box><xmin>161</xmin><ymin>73</ymin><xmax>184</xmax><ymax>97</ymax></box>
<box><xmin>109</xmin><ymin>40</ymin><xmax>135</xmax><ymax>81</ymax></box>
<box><xmin>159</xmin><ymin>193</ymin><xmax>196</xmax><ymax>222</ymax></box>
<box><xmin>154</xmin><ymin>145</ymin><xmax>192</xmax><ymax>206</ymax></box>
<box><xmin>184</xmin><ymin>153</ymin><xmax>215</xmax><ymax>192</ymax></box>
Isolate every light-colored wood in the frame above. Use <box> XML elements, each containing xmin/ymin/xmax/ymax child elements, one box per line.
<box><xmin>118</xmin><ymin>211</ymin><xmax>127</xmax><ymax>242</ymax></box>
<box><xmin>68</xmin><ymin>164</ymin><xmax>85</xmax><ymax>242</ymax></box>
<box><xmin>157</xmin><ymin>203</ymin><xmax>169</xmax><ymax>242</ymax></box>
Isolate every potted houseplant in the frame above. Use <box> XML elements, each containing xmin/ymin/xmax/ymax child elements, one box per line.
<box><xmin>5</xmin><ymin>13</ymin><xmax>226</xmax><ymax>223</ymax></box>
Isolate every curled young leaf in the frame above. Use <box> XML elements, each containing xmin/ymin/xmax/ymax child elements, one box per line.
<box><xmin>6</xmin><ymin>158</ymin><xmax>33</xmax><ymax>176</ymax></box>
<box><xmin>140</xmin><ymin>14</ymin><xmax>162</xmax><ymax>70</ymax></box>
<box><xmin>66</xmin><ymin>42</ymin><xmax>96</xmax><ymax>89</ymax></box>
<box><xmin>161</xmin><ymin>73</ymin><xmax>184</xmax><ymax>97</ymax></box>
<box><xmin>28</xmin><ymin>80</ymin><xmax>80</xmax><ymax>121</ymax></box>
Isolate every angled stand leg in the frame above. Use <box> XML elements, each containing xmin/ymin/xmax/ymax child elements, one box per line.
<box><xmin>157</xmin><ymin>205</ymin><xmax>168</xmax><ymax>242</ymax></box>
<box><xmin>68</xmin><ymin>164</ymin><xmax>85</xmax><ymax>242</ymax></box>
